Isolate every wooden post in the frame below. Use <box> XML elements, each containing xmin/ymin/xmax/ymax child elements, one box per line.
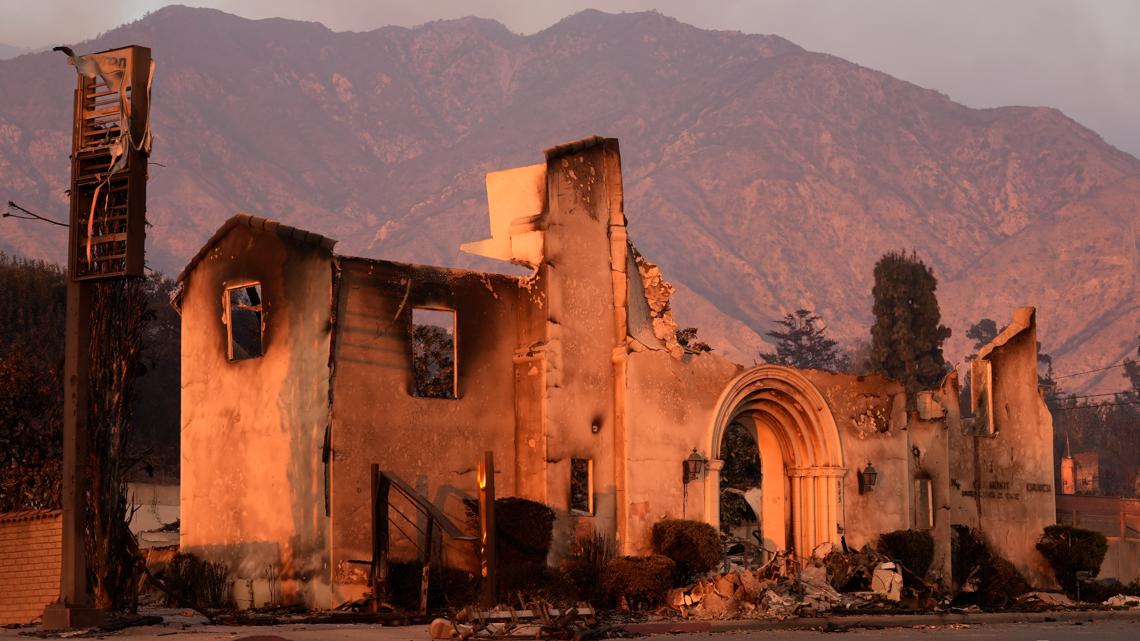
<box><xmin>370</xmin><ymin>464</ymin><xmax>391</xmax><ymax>609</ymax></box>
<box><xmin>420</xmin><ymin>517</ymin><xmax>434</xmax><ymax>614</ymax></box>
<box><xmin>479</xmin><ymin>451</ymin><xmax>497</xmax><ymax>605</ymax></box>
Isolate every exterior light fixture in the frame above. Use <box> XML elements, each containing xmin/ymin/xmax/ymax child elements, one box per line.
<box><xmin>858</xmin><ymin>461</ymin><xmax>878</xmax><ymax>494</ymax></box>
<box><xmin>683</xmin><ymin>449</ymin><xmax>707</xmax><ymax>484</ymax></box>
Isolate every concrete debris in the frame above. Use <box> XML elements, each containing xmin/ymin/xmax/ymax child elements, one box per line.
<box><xmin>433</xmin><ymin>604</ymin><xmax>600</xmax><ymax>640</ymax></box>
<box><xmin>871</xmin><ymin>563</ymin><xmax>903</xmax><ymax>602</ymax></box>
<box><xmin>811</xmin><ymin>542</ymin><xmax>835</xmax><ymax>559</ymax></box>
<box><xmin>1103</xmin><ymin>594</ymin><xmax>1140</xmax><ymax>609</ymax></box>
<box><xmin>1015</xmin><ymin>591</ymin><xmax>1074</xmax><ymax>608</ymax></box>
<box><xmin>431</xmin><ymin>618</ymin><xmax>456</xmax><ymax>639</ymax></box>
<box><xmin>664</xmin><ymin>557</ymin><xmax>891</xmax><ymax>621</ymax></box>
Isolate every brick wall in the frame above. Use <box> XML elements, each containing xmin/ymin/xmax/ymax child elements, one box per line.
<box><xmin>0</xmin><ymin>510</ymin><xmax>61</xmax><ymax>625</ymax></box>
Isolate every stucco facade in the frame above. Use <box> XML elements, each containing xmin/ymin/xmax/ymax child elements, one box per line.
<box><xmin>177</xmin><ymin>136</ymin><xmax>1057</xmax><ymax>607</ymax></box>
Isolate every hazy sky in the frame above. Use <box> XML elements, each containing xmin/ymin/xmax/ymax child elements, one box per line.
<box><xmin>2</xmin><ymin>1</ymin><xmax>1138</xmax><ymax>158</ymax></box>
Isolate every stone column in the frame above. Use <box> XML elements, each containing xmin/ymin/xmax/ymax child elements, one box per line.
<box><xmin>825</xmin><ymin>469</ymin><xmax>841</xmax><ymax>545</ymax></box>
<box><xmin>789</xmin><ymin>469</ymin><xmax>803</xmax><ymax>561</ymax></box>
<box><xmin>705</xmin><ymin>459</ymin><xmax>725</xmax><ymax>528</ymax></box>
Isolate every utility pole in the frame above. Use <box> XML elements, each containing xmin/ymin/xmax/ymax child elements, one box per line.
<box><xmin>43</xmin><ymin>44</ymin><xmax>152</xmax><ymax>629</ymax></box>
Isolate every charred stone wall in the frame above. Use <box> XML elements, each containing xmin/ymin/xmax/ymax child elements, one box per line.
<box><xmin>326</xmin><ymin>258</ymin><xmax>525</xmax><ymax>603</ymax></box>
<box><xmin>949</xmin><ymin>307</ymin><xmax>1057</xmax><ymax>587</ymax></box>
<box><xmin>179</xmin><ymin>221</ymin><xmax>334</xmax><ymax>607</ymax></box>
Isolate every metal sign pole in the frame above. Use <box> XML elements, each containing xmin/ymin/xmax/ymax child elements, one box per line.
<box><xmin>44</xmin><ymin>44</ymin><xmax>151</xmax><ymax>629</ymax></box>
<box><xmin>42</xmin><ymin>280</ymin><xmax>99</xmax><ymax>629</ymax></box>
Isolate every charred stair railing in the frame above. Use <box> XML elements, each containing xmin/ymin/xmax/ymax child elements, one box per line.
<box><xmin>368</xmin><ymin>464</ymin><xmax>478</xmax><ymax>614</ymax></box>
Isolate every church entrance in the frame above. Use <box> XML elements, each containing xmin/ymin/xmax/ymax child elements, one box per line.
<box><xmin>707</xmin><ymin>366</ymin><xmax>846</xmax><ymax>562</ymax></box>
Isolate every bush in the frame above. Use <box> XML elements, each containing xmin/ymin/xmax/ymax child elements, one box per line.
<box><xmin>601</xmin><ymin>555</ymin><xmax>675</xmax><ymax>609</ymax></box>
<box><xmin>951</xmin><ymin>525</ymin><xmax>1030</xmax><ymax>608</ymax></box>
<box><xmin>877</xmin><ymin>529</ymin><xmax>935</xmax><ymax>580</ymax></box>
<box><xmin>465</xmin><ymin>496</ymin><xmax>557</xmax><ymax>599</ymax></box>
<box><xmin>650</xmin><ymin>519</ymin><xmax>722</xmax><ymax>584</ymax></box>
<box><xmin>1036</xmin><ymin>525</ymin><xmax>1109</xmax><ymax>597</ymax></box>
<box><xmin>496</xmin><ymin>497</ymin><xmax>557</xmax><ymax>556</ymax></box>
<box><xmin>564</xmin><ymin>530</ymin><xmax>617</xmax><ymax>603</ymax></box>
<box><xmin>495</xmin><ymin>497</ymin><xmax>556</xmax><ymax>597</ymax></box>
<box><xmin>161</xmin><ymin>553</ymin><xmax>234</xmax><ymax>610</ymax></box>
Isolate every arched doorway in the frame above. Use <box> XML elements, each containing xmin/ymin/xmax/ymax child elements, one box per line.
<box><xmin>706</xmin><ymin>366</ymin><xmax>845</xmax><ymax>561</ymax></box>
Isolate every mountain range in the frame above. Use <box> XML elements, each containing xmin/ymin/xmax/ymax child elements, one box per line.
<box><xmin>0</xmin><ymin>5</ymin><xmax>1136</xmax><ymax>392</ymax></box>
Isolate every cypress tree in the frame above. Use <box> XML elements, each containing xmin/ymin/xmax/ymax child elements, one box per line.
<box><xmin>868</xmin><ymin>250</ymin><xmax>951</xmax><ymax>395</ymax></box>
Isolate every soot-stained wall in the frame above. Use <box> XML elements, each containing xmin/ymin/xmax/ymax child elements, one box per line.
<box><xmin>179</xmin><ymin>220</ymin><xmax>334</xmax><ymax>607</ymax></box>
<box><xmin>327</xmin><ymin>258</ymin><xmax>526</xmax><ymax>602</ymax></box>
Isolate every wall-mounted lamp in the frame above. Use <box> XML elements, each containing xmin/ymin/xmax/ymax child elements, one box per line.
<box><xmin>858</xmin><ymin>461</ymin><xmax>878</xmax><ymax>494</ymax></box>
<box><xmin>683</xmin><ymin>449</ymin><xmax>707</xmax><ymax>484</ymax></box>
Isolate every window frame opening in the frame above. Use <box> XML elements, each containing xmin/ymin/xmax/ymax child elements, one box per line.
<box><xmin>410</xmin><ymin>306</ymin><xmax>458</xmax><ymax>400</ymax></box>
<box><xmin>913</xmin><ymin>476</ymin><xmax>934</xmax><ymax>530</ymax></box>
<box><xmin>569</xmin><ymin>458</ymin><xmax>594</xmax><ymax>515</ymax></box>
<box><xmin>224</xmin><ymin>282</ymin><xmax>264</xmax><ymax>362</ymax></box>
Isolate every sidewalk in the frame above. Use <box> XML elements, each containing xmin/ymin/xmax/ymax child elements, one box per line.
<box><xmin>2</xmin><ymin>608</ymin><xmax>1138</xmax><ymax>640</ymax></box>
<box><xmin>623</xmin><ymin>607</ymin><xmax>1140</xmax><ymax>634</ymax></box>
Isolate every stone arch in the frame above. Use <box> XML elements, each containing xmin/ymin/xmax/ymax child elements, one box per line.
<box><xmin>706</xmin><ymin>365</ymin><xmax>846</xmax><ymax>561</ymax></box>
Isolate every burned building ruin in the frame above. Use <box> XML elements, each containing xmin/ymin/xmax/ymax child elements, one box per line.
<box><xmin>174</xmin><ymin>137</ymin><xmax>1057</xmax><ymax>607</ymax></box>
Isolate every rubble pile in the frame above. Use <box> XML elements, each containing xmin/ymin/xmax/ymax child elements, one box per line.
<box><xmin>663</xmin><ymin>549</ymin><xmax>909</xmax><ymax>621</ymax></box>
<box><xmin>1103</xmin><ymin>594</ymin><xmax>1140</xmax><ymax>609</ymax></box>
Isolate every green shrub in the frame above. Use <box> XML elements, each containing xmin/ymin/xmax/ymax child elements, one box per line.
<box><xmin>1036</xmin><ymin>525</ymin><xmax>1109</xmax><ymax>597</ymax></box>
<box><xmin>877</xmin><ymin>529</ymin><xmax>935</xmax><ymax>580</ymax></box>
<box><xmin>650</xmin><ymin>519</ymin><xmax>722</xmax><ymax>584</ymax></box>
<box><xmin>601</xmin><ymin>555</ymin><xmax>675</xmax><ymax>609</ymax></box>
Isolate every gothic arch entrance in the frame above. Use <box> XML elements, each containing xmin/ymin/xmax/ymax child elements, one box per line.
<box><xmin>706</xmin><ymin>366</ymin><xmax>846</xmax><ymax>561</ymax></box>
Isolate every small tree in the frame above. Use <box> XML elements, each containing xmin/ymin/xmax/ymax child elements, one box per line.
<box><xmin>965</xmin><ymin>318</ymin><xmax>999</xmax><ymax>355</ymax></box>
<box><xmin>868</xmin><ymin>251</ymin><xmax>951</xmax><ymax>395</ymax></box>
<box><xmin>675</xmin><ymin>327</ymin><xmax>712</xmax><ymax>353</ymax></box>
<box><xmin>760</xmin><ymin>308</ymin><xmax>849</xmax><ymax>372</ymax></box>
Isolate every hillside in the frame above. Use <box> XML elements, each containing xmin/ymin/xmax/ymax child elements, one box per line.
<box><xmin>0</xmin><ymin>6</ymin><xmax>1136</xmax><ymax>390</ymax></box>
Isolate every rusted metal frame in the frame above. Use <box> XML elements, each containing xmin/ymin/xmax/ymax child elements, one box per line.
<box><xmin>389</xmin><ymin>502</ymin><xmax>429</xmax><ymax>538</ymax></box>
<box><xmin>381</xmin><ymin>470</ymin><xmax>476</xmax><ymax>540</ymax></box>
<box><xmin>68</xmin><ymin>46</ymin><xmax>150</xmax><ymax>280</ymax></box>
<box><xmin>386</xmin><ymin>508</ymin><xmax>422</xmax><ymax>550</ymax></box>
<box><xmin>367</xmin><ymin>466</ymin><xmax>483</xmax><ymax>614</ymax></box>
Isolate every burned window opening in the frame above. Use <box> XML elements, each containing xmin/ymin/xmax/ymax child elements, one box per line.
<box><xmin>914</xmin><ymin>476</ymin><xmax>934</xmax><ymax>530</ymax></box>
<box><xmin>225</xmin><ymin>283</ymin><xmax>263</xmax><ymax>361</ymax></box>
<box><xmin>411</xmin><ymin>307</ymin><xmax>456</xmax><ymax>399</ymax></box>
<box><xmin>570</xmin><ymin>458</ymin><xmax>594</xmax><ymax>515</ymax></box>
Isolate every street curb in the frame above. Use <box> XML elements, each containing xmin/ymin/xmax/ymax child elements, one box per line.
<box><xmin>621</xmin><ymin>609</ymin><xmax>1140</xmax><ymax>634</ymax></box>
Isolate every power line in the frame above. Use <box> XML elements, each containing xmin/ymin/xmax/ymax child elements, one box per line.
<box><xmin>3</xmin><ymin>201</ymin><xmax>68</xmax><ymax>227</ymax></box>
<box><xmin>1048</xmin><ymin>399</ymin><xmax>1139</xmax><ymax>412</ymax></box>
<box><xmin>1053</xmin><ymin>361</ymin><xmax>1128</xmax><ymax>380</ymax></box>
<box><xmin>1049</xmin><ymin>390</ymin><xmax>1133</xmax><ymax>401</ymax></box>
